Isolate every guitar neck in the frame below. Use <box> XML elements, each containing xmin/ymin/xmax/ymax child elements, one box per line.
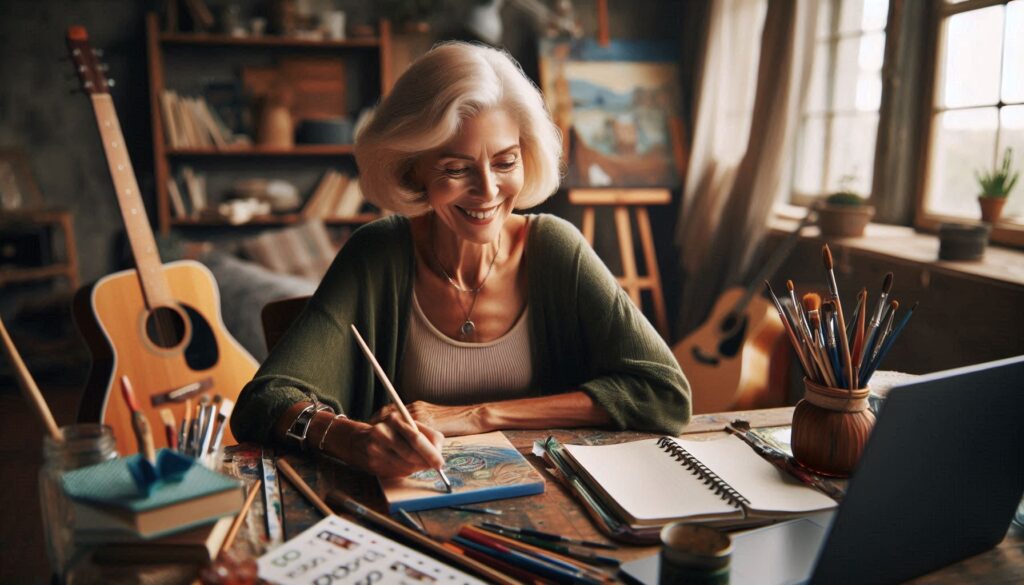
<box><xmin>90</xmin><ymin>95</ymin><xmax>174</xmax><ymax>309</ymax></box>
<box><xmin>730</xmin><ymin>212</ymin><xmax>817</xmax><ymax>315</ymax></box>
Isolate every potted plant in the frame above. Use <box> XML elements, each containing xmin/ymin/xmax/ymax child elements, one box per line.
<box><xmin>815</xmin><ymin>186</ymin><xmax>875</xmax><ymax>238</ymax></box>
<box><xmin>976</xmin><ymin>147</ymin><xmax>1019</xmax><ymax>223</ymax></box>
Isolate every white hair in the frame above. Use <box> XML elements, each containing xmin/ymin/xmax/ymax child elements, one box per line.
<box><xmin>354</xmin><ymin>42</ymin><xmax>563</xmax><ymax>216</ymax></box>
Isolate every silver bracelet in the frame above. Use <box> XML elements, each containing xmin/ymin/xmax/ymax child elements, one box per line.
<box><xmin>318</xmin><ymin>413</ymin><xmax>348</xmax><ymax>452</ymax></box>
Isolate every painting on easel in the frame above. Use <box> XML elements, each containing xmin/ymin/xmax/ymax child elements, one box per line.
<box><xmin>539</xmin><ymin>39</ymin><xmax>685</xmax><ymax>189</ymax></box>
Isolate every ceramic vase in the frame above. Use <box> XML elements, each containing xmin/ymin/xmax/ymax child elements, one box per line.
<box><xmin>791</xmin><ymin>378</ymin><xmax>875</xmax><ymax>477</ymax></box>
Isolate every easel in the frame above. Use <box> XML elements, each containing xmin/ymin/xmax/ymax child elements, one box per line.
<box><xmin>569</xmin><ymin>187</ymin><xmax>671</xmax><ymax>339</ymax></box>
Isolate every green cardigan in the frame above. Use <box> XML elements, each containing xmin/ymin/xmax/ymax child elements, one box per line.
<box><xmin>231</xmin><ymin>214</ymin><xmax>691</xmax><ymax>443</ymax></box>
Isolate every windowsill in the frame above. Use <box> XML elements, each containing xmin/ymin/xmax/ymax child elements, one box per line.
<box><xmin>768</xmin><ymin>209</ymin><xmax>1024</xmax><ymax>289</ymax></box>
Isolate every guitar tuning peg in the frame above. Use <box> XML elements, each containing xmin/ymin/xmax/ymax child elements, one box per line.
<box><xmin>106</xmin><ymin>78</ymin><xmax>116</xmax><ymax>87</ymax></box>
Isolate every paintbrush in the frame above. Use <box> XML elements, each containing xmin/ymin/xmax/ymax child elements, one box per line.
<box><xmin>823</xmin><ymin>245</ymin><xmax>855</xmax><ymax>389</ymax></box>
<box><xmin>208</xmin><ymin>398</ymin><xmax>234</xmax><ymax>455</ymax></box>
<box><xmin>0</xmin><ymin>316</ymin><xmax>62</xmax><ymax>442</ymax></box>
<box><xmin>766</xmin><ymin>281</ymin><xmax>816</xmax><ymax>381</ymax></box>
<box><xmin>159</xmin><ymin>408</ymin><xmax>178</xmax><ymax>451</ymax></box>
<box><xmin>120</xmin><ymin>375</ymin><xmax>156</xmax><ymax>463</ymax></box>
<box><xmin>803</xmin><ymin>293</ymin><xmax>837</xmax><ymax>387</ymax></box>
<box><xmin>822</xmin><ymin>301</ymin><xmax>846</xmax><ymax>388</ymax></box>
<box><xmin>787</xmin><ymin>280</ymin><xmax>813</xmax><ymax>338</ymax></box>
<box><xmin>349</xmin><ymin>324</ymin><xmax>453</xmax><ymax>493</ymax></box>
<box><xmin>180</xmin><ymin>398</ymin><xmax>193</xmax><ymax>455</ymax></box>
<box><xmin>727</xmin><ymin>420</ymin><xmax>845</xmax><ymax>501</ymax></box>
<box><xmin>868</xmin><ymin>300</ymin><xmax>899</xmax><ymax>367</ymax></box>
<box><xmin>851</xmin><ymin>288</ymin><xmax>868</xmax><ymax>389</ymax></box>
<box><xmin>863</xmin><ymin>301</ymin><xmax>917</xmax><ymax>384</ymax></box>
<box><xmin>861</xmin><ymin>272</ymin><xmax>894</xmax><ymax>370</ymax></box>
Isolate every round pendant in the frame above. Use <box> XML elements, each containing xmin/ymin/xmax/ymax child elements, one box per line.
<box><xmin>460</xmin><ymin>320</ymin><xmax>475</xmax><ymax>338</ymax></box>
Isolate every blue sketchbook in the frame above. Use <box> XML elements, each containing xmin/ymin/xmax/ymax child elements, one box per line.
<box><xmin>379</xmin><ymin>431</ymin><xmax>545</xmax><ymax>513</ymax></box>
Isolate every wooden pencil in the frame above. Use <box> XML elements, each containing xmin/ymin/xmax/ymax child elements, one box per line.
<box><xmin>0</xmin><ymin>316</ymin><xmax>62</xmax><ymax>442</ymax></box>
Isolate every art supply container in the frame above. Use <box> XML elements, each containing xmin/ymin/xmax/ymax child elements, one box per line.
<box><xmin>659</xmin><ymin>523</ymin><xmax>732</xmax><ymax>585</ymax></box>
<box><xmin>39</xmin><ymin>424</ymin><xmax>118</xmax><ymax>578</ymax></box>
<box><xmin>791</xmin><ymin>378</ymin><xmax>875</xmax><ymax>477</ymax></box>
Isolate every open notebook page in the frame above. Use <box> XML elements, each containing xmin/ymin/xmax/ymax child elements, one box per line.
<box><xmin>563</xmin><ymin>439</ymin><xmax>741</xmax><ymax>525</ymax></box>
<box><xmin>671</xmin><ymin>436</ymin><xmax>836</xmax><ymax>516</ymax></box>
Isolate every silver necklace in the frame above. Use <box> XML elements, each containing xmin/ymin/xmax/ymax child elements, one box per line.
<box><xmin>429</xmin><ymin>216</ymin><xmax>501</xmax><ymax>339</ymax></box>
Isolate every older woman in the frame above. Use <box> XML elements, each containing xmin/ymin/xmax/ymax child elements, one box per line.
<box><xmin>231</xmin><ymin>42</ymin><xmax>690</xmax><ymax>479</ymax></box>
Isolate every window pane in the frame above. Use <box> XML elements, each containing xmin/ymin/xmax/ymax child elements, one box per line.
<box><xmin>1003</xmin><ymin>1</ymin><xmax>1023</xmax><ymax>103</ymax></box>
<box><xmin>827</xmin><ymin>113</ymin><xmax>877</xmax><ymax>195</ymax></box>
<box><xmin>794</xmin><ymin>115</ymin><xmax>827</xmax><ymax>195</ymax></box>
<box><xmin>998</xmin><ymin>106</ymin><xmax>1024</xmax><ymax>223</ymax></box>
<box><xmin>807</xmin><ymin>40</ymin><xmax>830</xmax><ymax>113</ymax></box>
<box><xmin>856</xmin><ymin>71</ymin><xmax>883</xmax><ymax>111</ymax></box>
<box><xmin>926</xmin><ymin>108</ymin><xmax>999</xmax><ymax>218</ymax></box>
<box><xmin>859</xmin><ymin>31</ymin><xmax>885</xmax><ymax>71</ymax></box>
<box><xmin>834</xmin><ymin>37</ymin><xmax>863</xmax><ymax>110</ymax></box>
<box><xmin>839</xmin><ymin>0</ymin><xmax>865</xmax><ymax>34</ymax></box>
<box><xmin>861</xmin><ymin>0</ymin><xmax>889</xmax><ymax>31</ymax></box>
<box><xmin>941</xmin><ymin>7</ymin><xmax>1004</xmax><ymax>108</ymax></box>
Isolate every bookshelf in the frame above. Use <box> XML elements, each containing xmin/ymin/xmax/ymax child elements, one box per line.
<box><xmin>145</xmin><ymin>12</ymin><xmax>392</xmax><ymax>234</ymax></box>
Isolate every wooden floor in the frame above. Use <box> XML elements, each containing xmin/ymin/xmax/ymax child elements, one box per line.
<box><xmin>0</xmin><ymin>382</ymin><xmax>82</xmax><ymax>583</ymax></box>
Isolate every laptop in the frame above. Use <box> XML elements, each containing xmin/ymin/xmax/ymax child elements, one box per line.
<box><xmin>621</xmin><ymin>355</ymin><xmax>1024</xmax><ymax>585</ymax></box>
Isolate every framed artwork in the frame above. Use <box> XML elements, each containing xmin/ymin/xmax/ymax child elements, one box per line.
<box><xmin>539</xmin><ymin>39</ymin><xmax>685</xmax><ymax>189</ymax></box>
<box><xmin>0</xmin><ymin>148</ymin><xmax>43</xmax><ymax>212</ymax></box>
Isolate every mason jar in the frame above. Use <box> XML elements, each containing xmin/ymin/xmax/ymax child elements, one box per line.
<box><xmin>38</xmin><ymin>424</ymin><xmax>118</xmax><ymax>579</ymax></box>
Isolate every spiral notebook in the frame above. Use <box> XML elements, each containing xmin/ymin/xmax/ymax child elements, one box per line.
<box><xmin>561</xmin><ymin>435</ymin><xmax>836</xmax><ymax>528</ymax></box>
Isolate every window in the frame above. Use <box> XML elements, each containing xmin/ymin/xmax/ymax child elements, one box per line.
<box><xmin>922</xmin><ymin>0</ymin><xmax>1024</xmax><ymax>239</ymax></box>
<box><xmin>790</xmin><ymin>0</ymin><xmax>890</xmax><ymax>203</ymax></box>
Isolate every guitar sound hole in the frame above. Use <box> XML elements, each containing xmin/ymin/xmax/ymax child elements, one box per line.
<box><xmin>146</xmin><ymin>307</ymin><xmax>186</xmax><ymax>349</ymax></box>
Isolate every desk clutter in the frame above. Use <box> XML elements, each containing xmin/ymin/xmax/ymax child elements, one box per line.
<box><xmin>767</xmin><ymin>244</ymin><xmax>918</xmax><ymax>477</ymax></box>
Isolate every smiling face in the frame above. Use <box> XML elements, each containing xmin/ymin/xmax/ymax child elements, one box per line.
<box><xmin>413</xmin><ymin>108</ymin><xmax>524</xmax><ymax>244</ymax></box>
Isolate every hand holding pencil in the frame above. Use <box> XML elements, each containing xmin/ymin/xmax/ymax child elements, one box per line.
<box><xmin>348</xmin><ymin>324</ymin><xmax>452</xmax><ymax>491</ymax></box>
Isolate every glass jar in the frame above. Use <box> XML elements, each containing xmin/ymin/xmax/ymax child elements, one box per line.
<box><xmin>38</xmin><ymin>424</ymin><xmax>118</xmax><ymax>579</ymax></box>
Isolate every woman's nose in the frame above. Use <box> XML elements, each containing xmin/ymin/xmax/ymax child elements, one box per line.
<box><xmin>473</xmin><ymin>166</ymin><xmax>500</xmax><ymax>199</ymax></box>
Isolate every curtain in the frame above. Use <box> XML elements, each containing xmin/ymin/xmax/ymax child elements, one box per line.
<box><xmin>674</xmin><ymin>0</ymin><xmax>819</xmax><ymax>337</ymax></box>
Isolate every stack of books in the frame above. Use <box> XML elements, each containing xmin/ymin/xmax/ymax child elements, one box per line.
<box><xmin>61</xmin><ymin>451</ymin><xmax>244</xmax><ymax>564</ymax></box>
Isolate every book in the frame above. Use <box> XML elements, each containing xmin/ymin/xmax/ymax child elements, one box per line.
<box><xmin>560</xmin><ymin>435</ymin><xmax>836</xmax><ymax>530</ymax></box>
<box><xmin>84</xmin><ymin>515</ymin><xmax>233</xmax><ymax>565</ymax></box>
<box><xmin>379</xmin><ymin>431</ymin><xmax>545</xmax><ymax>513</ymax></box>
<box><xmin>62</xmin><ymin>453</ymin><xmax>244</xmax><ymax>539</ymax></box>
<box><xmin>258</xmin><ymin>515</ymin><xmax>485</xmax><ymax>584</ymax></box>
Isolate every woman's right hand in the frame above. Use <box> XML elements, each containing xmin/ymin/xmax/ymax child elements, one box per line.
<box><xmin>324</xmin><ymin>412</ymin><xmax>446</xmax><ymax>479</ymax></box>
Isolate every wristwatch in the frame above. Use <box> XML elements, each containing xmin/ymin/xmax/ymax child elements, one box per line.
<box><xmin>285</xmin><ymin>401</ymin><xmax>334</xmax><ymax>451</ymax></box>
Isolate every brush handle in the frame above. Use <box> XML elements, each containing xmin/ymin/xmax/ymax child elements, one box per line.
<box><xmin>0</xmin><ymin>316</ymin><xmax>62</xmax><ymax>442</ymax></box>
<box><xmin>862</xmin><ymin>308</ymin><xmax>915</xmax><ymax>384</ymax></box>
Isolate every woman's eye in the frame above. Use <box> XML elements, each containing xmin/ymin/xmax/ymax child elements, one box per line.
<box><xmin>443</xmin><ymin>167</ymin><xmax>469</xmax><ymax>177</ymax></box>
<box><xmin>494</xmin><ymin>159</ymin><xmax>518</xmax><ymax>171</ymax></box>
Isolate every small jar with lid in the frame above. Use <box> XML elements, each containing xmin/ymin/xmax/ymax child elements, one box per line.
<box><xmin>659</xmin><ymin>522</ymin><xmax>733</xmax><ymax>584</ymax></box>
<box><xmin>38</xmin><ymin>424</ymin><xmax>118</xmax><ymax>579</ymax></box>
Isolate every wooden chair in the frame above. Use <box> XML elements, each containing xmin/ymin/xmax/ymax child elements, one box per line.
<box><xmin>261</xmin><ymin>295</ymin><xmax>311</xmax><ymax>352</ymax></box>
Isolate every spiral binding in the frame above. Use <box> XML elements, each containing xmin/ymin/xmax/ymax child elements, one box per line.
<box><xmin>657</xmin><ymin>436</ymin><xmax>750</xmax><ymax>509</ymax></box>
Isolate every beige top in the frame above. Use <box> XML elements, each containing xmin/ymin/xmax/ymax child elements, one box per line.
<box><xmin>397</xmin><ymin>291</ymin><xmax>535</xmax><ymax>405</ymax></box>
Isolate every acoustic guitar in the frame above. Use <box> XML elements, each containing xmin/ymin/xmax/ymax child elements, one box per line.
<box><xmin>674</xmin><ymin>211</ymin><xmax>816</xmax><ymax>414</ymax></box>
<box><xmin>67</xmin><ymin>27</ymin><xmax>258</xmax><ymax>455</ymax></box>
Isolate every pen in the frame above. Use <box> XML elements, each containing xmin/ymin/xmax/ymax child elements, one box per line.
<box><xmin>481</xmin><ymin>521</ymin><xmax>618</xmax><ymax>550</ymax></box>
<box><xmin>349</xmin><ymin>324</ymin><xmax>452</xmax><ymax>493</ymax></box>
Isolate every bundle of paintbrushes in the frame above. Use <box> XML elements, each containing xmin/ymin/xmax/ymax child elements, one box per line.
<box><xmin>148</xmin><ymin>393</ymin><xmax>234</xmax><ymax>468</ymax></box>
<box><xmin>765</xmin><ymin>244</ymin><xmax>917</xmax><ymax>390</ymax></box>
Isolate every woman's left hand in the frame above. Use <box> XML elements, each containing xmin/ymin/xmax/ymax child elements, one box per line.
<box><xmin>372</xmin><ymin>401</ymin><xmax>488</xmax><ymax>437</ymax></box>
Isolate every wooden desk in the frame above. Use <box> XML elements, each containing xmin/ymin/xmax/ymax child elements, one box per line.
<box><xmin>71</xmin><ymin>407</ymin><xmax>1023</xmax><ymax>583</ymax></box>
<box><xmin>241</xmin><ymin>407</ymin><xmax>1024</xmax><ymax>584</ymax></box>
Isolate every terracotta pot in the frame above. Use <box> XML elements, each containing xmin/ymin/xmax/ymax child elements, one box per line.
<box><xmin>791</xmin><ymin>378</ymin><xmax>876</xmax><ymax>477</ymax></box>
<box><xmin>978</xmin><ymin>196</ymin><xmax>1007</xmax><ymax>224</ymax></box>
<box><xmin>815</xmin><ymin>203</ymin><xmax>875</xmax><ymax>238</ymax></box>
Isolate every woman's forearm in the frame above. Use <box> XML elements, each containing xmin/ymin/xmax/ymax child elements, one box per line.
<box><xmin>478</xmin><ymin>391</ymin><xmax>611</xmax><ymax>431</ymax></box>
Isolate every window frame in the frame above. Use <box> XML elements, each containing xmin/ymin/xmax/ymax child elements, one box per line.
<box><xmin>914</xmin><ymin>0</ymin><xmax>1024</xmax><ymax>247</ymax></box>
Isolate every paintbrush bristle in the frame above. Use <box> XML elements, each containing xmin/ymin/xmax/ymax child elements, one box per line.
<box><xmin>822</xmin><ymin>244</ymin><xmax>834</xmax><ymax>269</ymax></box>
<box><xmin>890</xmin><ymin>299</ymin><xmax>899</xmax><ymax>311</ymax></box>
<box><xmin>882</xmin><ymin>272</ymin><xmax>894</xmax><ymax>293</ymax></box>
<box><xmin>787</xmin><ymin>279</ymin><xmax>795</xmax><ymax>292</ymax></box>
<box><xmin>764</xmin><ymin>279</ymin><xmax>776</xmax><ymax>296</ymax></box>
<box><xmin>159</xmin><ymin>408</ymin><xmax>175</xmax><ymax>427</ymax></box>
<box><xmin>802</xmin><ymin>292</ymin><xmax>821</xmax><ymax>312</ymax></box>
<box><xmin>821</xmin><ymin>300</ymin><xmax>834</xmax><ymax>314</ymax></box>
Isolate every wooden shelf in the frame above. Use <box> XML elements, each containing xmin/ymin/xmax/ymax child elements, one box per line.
<box><xmin>159</xmin><ymin>32</ymin><xmax>380</xmax><ymax>49</ymax></box>
<box><xmin>171</xmin><ymin>213</ymin><xmax>380</xmax><ymax>227</ymax></box>
<box><xmin>0</xmin><ymin>264</ymin><xmax>74</xmax><ymax>286</ymax></box>
<box><xmin>167</xmin><ymin>145</ymin><xmax>355</xmax><ymax>158</ymax></box>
